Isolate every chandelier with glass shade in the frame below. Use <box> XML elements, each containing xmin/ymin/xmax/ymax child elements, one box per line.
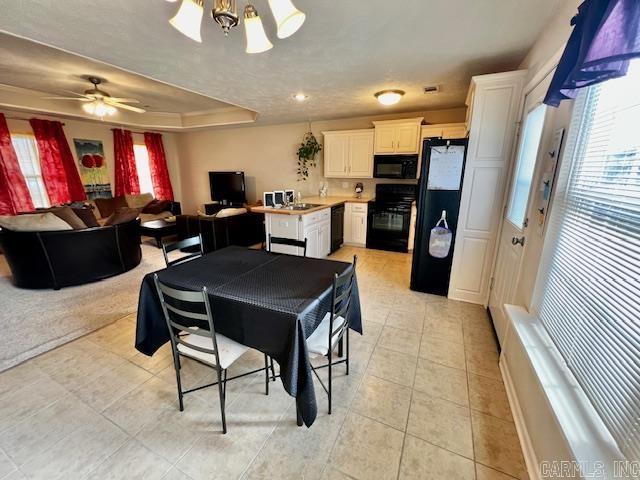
<box><xmin>167</xmin><ymin>0</ymin><xmax>306</xmax><ymax>54</ymax></box>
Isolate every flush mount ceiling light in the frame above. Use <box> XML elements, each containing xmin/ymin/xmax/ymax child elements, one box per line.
<box><xmin>293</xmin><ymin>93</ymin><xmax>308</xmax><ymax>101</ymax></box>
<box><xmin>168</xmin><ymin>0</ymin><xmax>306</xmax><ymax>53</ymax></box>
<box><xmin>375</xmin><ymin>90</ymin><xmax>405</xmax><ymax>106</ymax></box>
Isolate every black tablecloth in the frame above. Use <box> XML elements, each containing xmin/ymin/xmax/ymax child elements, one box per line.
<box><xmin>135</xmin><ymin>246</ymin><xmax>362</xmax><ymax>426</ymax></box>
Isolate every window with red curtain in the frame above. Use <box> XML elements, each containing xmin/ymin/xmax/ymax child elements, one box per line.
<box><xmin>113</xmin><ymin>129</ymin><xmax>140</xmax><ymax>196</ymax></box>
<box><xmin>0</xmin><ymin>113</ymin><xmax>34</xmax><ymax>215</ymax></box>
<box><xmin>144</xmin><ymin>132</ymin><xmax>174</xmax><ymax>201</ymax></box>
<box><xmin>29</xmin><ymin>119</ymin><xmax>86</xmax><ymax>204</ymax></box>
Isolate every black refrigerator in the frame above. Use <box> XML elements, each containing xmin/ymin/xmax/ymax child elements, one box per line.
<box><xmin>411</xmin><ymin>138</ymin><xmax>468</xmax><ymax>296</ymax></box>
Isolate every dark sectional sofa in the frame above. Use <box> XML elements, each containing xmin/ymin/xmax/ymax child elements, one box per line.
<box><xmin>0</xmin><ymin>218</ymin><xmax>142</xmax><ymax>289</ymax></box>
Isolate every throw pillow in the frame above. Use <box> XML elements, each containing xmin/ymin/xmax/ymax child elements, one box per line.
<box><xmin>0</xmin><ymin>213</ymin><xmax>73</xmax><ymax>232</ymax></box>
<box><xmin>51</xmin><ymin>206</ymin><xmax>87</xmax><ymax>230</ymax></box>
<box><xmin>142</xmin><ymin>199</ymin><xmax>172</xmax><ymax>214</ymax></box>
<box><xmin>94</xmin><ymin>196</ymin><xmax>127</xmax><ymax>218</ymax></box>
<box><xmin>71</xmin><ymin>207</ymin><xmax>100</xmax><ymax>228</ymax></box>
<box><xmin>104</xmin><ymin>207</ymin><xmax>140</xmax><ymax>226</ymax></box>
<box><xmin>126</xmin><ymin>193</ymin><xmax>155</xmax><ymax>209</ymax></box>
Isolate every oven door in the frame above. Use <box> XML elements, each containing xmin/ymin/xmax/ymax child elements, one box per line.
<box><xmin>374</xmin><ymin>159</ymin><xmax>406</xmax><ymax>179</ymax></box>
<box><xmin>366</xmin><ymin>205</ymin><xmax>411</xmax><ymax>252</ymax></box>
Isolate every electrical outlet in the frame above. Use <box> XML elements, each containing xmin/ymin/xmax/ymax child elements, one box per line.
<box><xmin>342</xmin><ymin>181</ymin><xmax>349</xmax><ymax>189</ymax></box>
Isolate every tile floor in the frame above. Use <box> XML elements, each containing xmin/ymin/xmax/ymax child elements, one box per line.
<box><xmin>0</xmin><ymin>246</ymin><xmax>527</xmax><ymax>480</ymax></box>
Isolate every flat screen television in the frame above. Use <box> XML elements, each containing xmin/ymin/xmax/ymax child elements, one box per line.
<box><xmin>209</xmin><ymin>171</ymin><xmax>246</xmax><ymax>205</ymax></box>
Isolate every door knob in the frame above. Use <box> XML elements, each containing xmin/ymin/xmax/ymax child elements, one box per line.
<box><xmin>512</xmin><ymin>236</ymin><xmax>525</xmax><ymax>246</ymax></box>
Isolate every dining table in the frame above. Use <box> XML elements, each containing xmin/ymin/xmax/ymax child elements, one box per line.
<box><xmin>135</xmin><ymin>246</ymin><xmax>362</xmax><ymax>427</ymax></box>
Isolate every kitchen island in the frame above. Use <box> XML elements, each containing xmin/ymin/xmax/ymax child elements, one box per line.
<box><xmin>250</xmin><ymin>195</ymin><xmax>373</xmax><ymax>257</ymax></box>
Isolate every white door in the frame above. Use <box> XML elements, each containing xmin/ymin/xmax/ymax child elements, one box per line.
<box><xmin>374</xmin><ymin>126</ymin><xmax>396</xmax><ymax>154</ymax></box>
<box><xmin>324</xmin><ymin>134</ymin><xmax>349</xmax><ymax>177</ymax></box>
<box><xmin>319</xmin><ymin>223</ymin><xmax>331</xmax><ymax>257</ymax></box>
<box><xmin>395</xmin><ymin>124</ymin><xmax>420</xmax><ymax>153</ymax></box>
<box><xmin>489</xmin><ymin>78</ymin><xmax>550</xmax><ymax>345</ymax></box>
<box><xmin>351</xmin><ymin>212</ymin><xmax>367</xmax><ymax>245</ymax></box>
<box><xmin>305</xmin><ymin>225</ymin><xmax>320</xmax><ymax>258</ymax></box>
<box><xmin>348</xmin><ymin>131</ymin><xmax>374</xmax><ymax>177</ymax></box>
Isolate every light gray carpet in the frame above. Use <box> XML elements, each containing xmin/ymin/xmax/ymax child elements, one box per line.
<box><xmin>0</xmin><ymin>242</ymin><xmax>166</xmax><ymax>372</ymax></box>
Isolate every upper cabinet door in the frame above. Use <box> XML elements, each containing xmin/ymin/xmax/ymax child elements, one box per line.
<box><xmin>374</xmin><ymin>126</ymin><xmax>397</xmax><ymax>154</ymax></box>
<box><xmin>442</xmin><ymin>125</ymin><xmax>468</xmax><ymax>139</ymax></box>
<box><xmin>348</xmin><ymin>131</ymin><xmax>374</xmax><ymax>177</ymax></box>
<box><xmin>395</xmin><ymin>124</ymin><xmax>421</xmax><ymax>153</ymax></box>
<box><xmin>324</xmin><ymin>133</ymin><xmax>349</xmax><ymax>177</ymax></box>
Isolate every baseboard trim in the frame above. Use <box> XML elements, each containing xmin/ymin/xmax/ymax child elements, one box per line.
<box><xmin>500</xmin><ymin>358</ymin><xmax>541</xmax><ymax>480</ymax></box>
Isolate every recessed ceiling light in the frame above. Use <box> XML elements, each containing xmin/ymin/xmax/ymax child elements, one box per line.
<box><xmin>375</xmin><ymin>89</ymin><xmax>405</xmax><ymax>106</ymax></box>
<box><xmin>293</xmin><ymin>93</ymin><xmax>308</xmax><ymax>102</ymax></box>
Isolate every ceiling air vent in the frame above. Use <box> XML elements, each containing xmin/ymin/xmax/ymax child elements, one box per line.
<box><xmin>423</xmin><ymin>85</ymin><xmax>440</xmax><ymax>94</ymax></box>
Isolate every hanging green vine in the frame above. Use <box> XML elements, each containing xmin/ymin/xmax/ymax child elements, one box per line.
<box><xmin>297</xmin><ymin>126</ymin><xmax>322</xmax><ymax>181</ymax></box>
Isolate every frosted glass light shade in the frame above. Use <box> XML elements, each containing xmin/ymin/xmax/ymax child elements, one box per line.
<box><xmin>244</xmin><ymin>6</ymin><xmax>273</xmax><ymax>54</ymax></box>
<box><xmin>267</xmin><ymin>0</ymin><xmax>305</xmax><ymax>39</ymax></box>
<box><xmin>83</xmin><ymin>100</ymin><xmax>116</xmax><ymax>117</ymax></box>
<box><xmin>169</xmin><ymin>0</ymin><xmax>204</xmax><ymax>43</ymax></box>
<box><xmin>375</xmin><ymin>90</ymin><xmax>405</xmax><ymax>106</ymax></box>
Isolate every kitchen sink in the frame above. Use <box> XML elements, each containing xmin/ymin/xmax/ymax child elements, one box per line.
<box><xmin>281</xmin><ymin>203</ymin><xmax>323</xmax><ymax>211</ymax></box>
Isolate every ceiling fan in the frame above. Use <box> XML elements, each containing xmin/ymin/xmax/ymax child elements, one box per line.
<box><xmin>45</xmin><ymin>76</ymin><xmax>146</xmax><ymax>117</ymax></box>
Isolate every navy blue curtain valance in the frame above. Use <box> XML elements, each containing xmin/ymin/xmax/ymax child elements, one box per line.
<box><xmin>544</xmin><ymin>0</ymin><xmax>640</xmax><ymax>107</ymax></box>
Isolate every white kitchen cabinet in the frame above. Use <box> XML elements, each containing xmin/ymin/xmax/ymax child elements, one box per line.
<box><xmin>264</xmin><ymin>208</ymin><xmax>331</xmax><ymax>259</ymax></box>
<box><xmin>323</xmin><ymin>130</ymin><xmax>374</xmax><ymax>178</ymax></box>
<box><xmin>344</xmin><ymin>202</ymin><xmax>368</xmax><ymax>246</ymax></box>
<box><xmin>372</xmin><ymin>118</ymin><xmax>423</xmax><ymax>155</ymax></box>
<box><xmin>421</xmin><ymin>123</ymin><xmax>468</xmax><ymax>140</ymax></box>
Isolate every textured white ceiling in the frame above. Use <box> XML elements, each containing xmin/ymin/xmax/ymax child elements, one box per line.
<box><xmin>0</xmin><ymin>0</ymin><xmax>563</xmax><ymax>124</ymax></box>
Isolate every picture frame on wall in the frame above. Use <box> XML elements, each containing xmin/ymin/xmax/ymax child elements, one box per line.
<box><xmin>263</xmin><ymin>192</ymin><xmax>275</xmax><ymax>207</ymax></box>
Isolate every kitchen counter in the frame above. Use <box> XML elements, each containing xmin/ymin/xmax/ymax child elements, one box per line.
<box><xmin>250</xmin><ymin>195</ymin><xmax>373</xmax><ymax>215</ymax></box>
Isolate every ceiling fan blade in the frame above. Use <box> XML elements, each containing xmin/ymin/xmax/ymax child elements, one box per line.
<box><xmin>108</xmin><ymin>101</ymin><xmax>146</xmax><ymax>113</ymax></box>
<box><xmin>107</xmin><ymin>98</ymin><xmax>141</xmax><ymax>104</ymax></box>
<box><xmin>62</xmin><ymin>90</ymin><xmax>94</xmax><ymax>98</ymax></box>
<box><xmin>42</xmin><ymin>97</ymin><xmax>92</xmax><ymax>101</ymax></box>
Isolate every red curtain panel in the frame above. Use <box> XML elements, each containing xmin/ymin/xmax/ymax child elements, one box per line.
<box><xmin>0</xmin><ymin>113</ymin><xmax>34</xmax><ymax>215</ymax></box>
<box><xmin>52</xmin><ymin>122</ymin><xmax>86</xmax><ymax>201</ymax></box>
<box><xmin>113</xmin><ymin>129</ymin><xmax>140</xmax><ymax>196</ymax></box>
<box><xmin>144</xmin><ymin>132</ymin><xmax>174</xmax><ymax>201</ymax></box>
<box><xmin>30</xmin><ymin>118</ymin><xmax>70</xmax><ymax>205</ymax></box>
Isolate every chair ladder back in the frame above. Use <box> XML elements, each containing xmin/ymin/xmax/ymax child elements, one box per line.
<box><xmin>268</xmin><ymin>234</ymin><xmax>308</xmax><ymax>257</ymax></box>
<box><xmin>153</xmin><ymin>274</ymin><xmax>221</xmax><ymax>364</ymax></box>
<box><xmin>162</xmin><ymin>234</ymin><xmax>204</xmax><ymax>267</ymax></box>
<box><xmin>328</xmin><ymin>256</ymin><xmax>358</xmax><ymax>347</ymax></box>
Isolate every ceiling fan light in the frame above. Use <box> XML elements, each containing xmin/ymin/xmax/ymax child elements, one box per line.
<box><xmin>244</xmin><ymin>5</ymin><xmax>273</xmax><ymax>54</ymax></box>
<box><xmin>170</xmin><ymin>0</ymin><xmax>204</xmax><ymax>43</ymax></box>
<box><xmin>375</xmin><ymin>90</ymin><xmax>405</xmax><ymax>106</ymax></box>
<box><xmin>267</xmin><ymin>0</ymin><xmax>305</xmax><ymax>39</ymax></box>
<box><xmin>82</xmin><ymin>102</ymin><xmax>96</xmax><ymax>115</ymax></box>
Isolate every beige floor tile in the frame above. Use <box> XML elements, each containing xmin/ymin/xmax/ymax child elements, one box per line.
<box><xmin>243</xmin><ymin>406</ymin><xmax>347</xmax><ymax>480</ymax></box>
<box><xmin>472</xmin><ymin>411</ymin><xmax>527</xmax><ymax>479</ymax></box>
<box><xmin>1</xmin><ymin>470</ymin><xmax>25</xmax><ymax>480</ymax></box>
<box><xmin>162</xmin><ymin>467</ymin><xmax>194</xmax><ymax>480</ymax></box>
<box><xmin>413</xmin><ymin>358</ymin><xmax>469</xmax><ymax>406</ymax></box>
<box><xmin>312</xmin><ymin>368</ymin><xmax>365</xmax><ymax>411</ymax></box>
<box><xmin>176</xmin><ymin>388</ymin><xmax>291</xmax><ymax>480</ymax></box>
<box><xmin>0</xmin><ymin>394</ymin><xmax>98</xmax><ymax>466</ymax></box>
<box><xmin>329</xmin><ymin>412</ymin><xmax>404</xmax><ymax>480</ymax></box>
<box><xmin>0</xmin><ymin>362</ymin><xmax>46</xmax><ymax>397</ymax></box>
<box><xmin>407</xmin><ymin>390</ymin><xmax>473</xmax><ymax>458</ymax></box>
<box><xmin>354</xmin><ymin>321</ymin><xmax>383</xmax><ymax>345</ymax></box>
<box><xmin>384</xmin><ymin>310</ymin><xmax>425</xmax><ymax>333</ymax></box>
<box><xmin>424</xmin><ymin>317</ymin><xmax>464</xmax><ymax>344</ymax></box>
<box><xmin>0</xmin><ymin>376</ymin><xmax>67</xmax><ymax>433</ymax></box>
<box><xmin>19</xmin><ymin>414</ymin><xmax>127</xmax><ymax>480</ymax></box>
<box><xmin>360</xmin><ymin>305</ymin><xmax>389</xmax><ymax>325</ymax></box>
<box><xmin>476</xmin><ymin>463</ymin><xmax>520</xmax><ymax>480</ymax></box>
<box><xmin>351</xmin><ymin>375</ymin><xmax>411</xmax><ymax>430</ymax></box>
<box><xmin>320</xmin><ymin>467</ymin><xmax>355</xmax><ymax>480</ymax></box>
<box><xmin>72</xmin><ymin>360</ymin><xmax>153</xmax><ymax>412</ymax></box>
<box><xmin>367</xmin><ymin>346</ymin><xmax>417</xmax><ymax>387</ymax></box>
<box><xmin>399</xmin><ymin>434</ymin><xmax>475</xmax><ymax>480</ymax></box>
<box><xmin>377</xmin><ymin>326</ymin><xmax>421</xmax><ymax>356</ymax></box>
<box><xmin>130</xmin><ymin>344</ymin><xmax>175</xmax><ymax>374</ymax></box>
<box><xmin>85</xmin><ymin>438</ymin><xmax>172</xmax><ymax>480</ymax></box>
<box><xmin>468</xmin><ymin>373</ymin><xmax>513</xmax><ymax>421</ymax></box>
<box><xmin>466</xmin><ymin>348</ymin><xmax>501</xmax><ymax>380</ymax></box>
<box><xmin>464</xmin><ymin>324</ymin><xmax>499</xmax><ymax>353</ymax></box>
<box><xmin>419</xmin><ymin>336</ymin><xmax>466</xmax><ymax>370</ymax></box>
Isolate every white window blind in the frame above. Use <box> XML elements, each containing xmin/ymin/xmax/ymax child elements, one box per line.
<box><xmin>11</xmin><ymin>134</ymin><xmax>50</xmax><ymax>209</ymax></box>
<box><xmin>535</xmin><ymin>60</ymin><xmax>640</xmax><ymax>461</ymax></box>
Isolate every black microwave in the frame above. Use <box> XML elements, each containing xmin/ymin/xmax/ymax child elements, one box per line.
<box><xmin>373</xmin><ymin>155</ymin><xmax>418</xmax><ymax>179</ymax></box>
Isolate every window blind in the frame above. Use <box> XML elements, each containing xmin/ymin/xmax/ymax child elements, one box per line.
<box><xmin>535</xmin><ymin>60</ymin><xmax>640</xmax><ymax>461</ymax></box>
<box><xmin>11</xmin><ymin>134</ymin><xmax>50</xmax><ymax>209</ymax></box>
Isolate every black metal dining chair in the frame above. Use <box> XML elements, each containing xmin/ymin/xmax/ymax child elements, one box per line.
<box><xmin>305</xmin><ymin>255</ymin><xmax>357</xmax><ymax>414</ymax></box>
<box><xmin>268</xmin><ymin>234</ymin><xmax>308</xmax><ymax>257</ymax></box>
<box><xmin>162</xmin><ymin>234</ymin><xmax>204</xmax><ymax>267</ymax></box>
<box><xmin>153</xmin><ymin>274</ymin><xmax>272</xmax><ymax>434</ymax></box>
